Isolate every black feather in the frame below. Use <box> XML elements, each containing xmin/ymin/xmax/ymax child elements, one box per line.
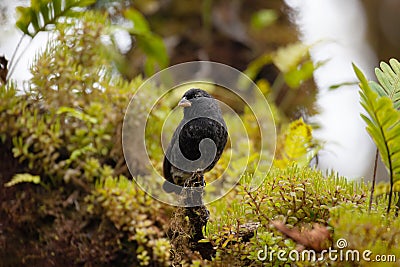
<box><xmin>162</xmin><ymin>88</ymin><xmax>228</xmax><ymax>193</ymax></box>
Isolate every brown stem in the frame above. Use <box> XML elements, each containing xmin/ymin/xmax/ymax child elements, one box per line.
<box><xmin>369</xmin><ymin>149</ymin><xmax>378</xmax><ymax>212</ymax></box>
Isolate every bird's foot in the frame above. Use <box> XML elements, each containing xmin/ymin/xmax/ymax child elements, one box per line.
<box><xmin>195</xmin><ymin>168</ymin><xmax>203</xmax><ymax>173</ymax></box>
<box><xmin>184</xmin><ymin>170</ymin><xmax>205</xmax><ymax>188</ymax></box>
<box><xmin>192</xmin><ymin>179</ymin><xmax>206</xmax><ymax>187</ymax></box>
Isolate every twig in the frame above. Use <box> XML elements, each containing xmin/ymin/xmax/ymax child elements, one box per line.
<box><xmin>8</xmin><ymin>34</ymin><xmax>25</xmax><ymax>70</ymax></box>
<box><xmin>7</xmin><ymin>37</ymin><xmax>33</xmax><ymax>82</ymax></box>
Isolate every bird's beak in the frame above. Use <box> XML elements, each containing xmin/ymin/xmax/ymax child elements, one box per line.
<box><xmin>178</xmin><ymin>97</ymin><xmax>191</xmax><ymax>107</ymax></box>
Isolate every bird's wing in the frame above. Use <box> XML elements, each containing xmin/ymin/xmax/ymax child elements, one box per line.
<box><xmin>162</xmin><ymin>152</ymin><xmax>172</xmax><ymax>182</ymax></box>
<box><xmin>163</xmin><ymin>117</ymin><xmax>216</xmax><ymax>179</ymax></box>
<box><xmin>162</xmin><ymin>132</ymin><xmax>175</xmax><ymax>193</ymax></box>
<box><xmin>163</xmin><ymin>120</ymin><xmax>183</xmax><ymax>182</ymax></box>
<box><xmin>162</xmin><ymin>136</ymin><xmax>174</xmax><ymax>183</ymax></box>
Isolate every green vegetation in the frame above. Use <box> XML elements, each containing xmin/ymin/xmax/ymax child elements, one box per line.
<box><xmin>1</xmin><ymin>0</ymin><xmax>400</xmax><ymax>266</ymax></box>
<box><xmin>354</xmin><ymin>59</ymin><xmax>400</xmax><ymax>212</ymax></box>
<box><xmin>206</xmin><ymin>165</ymin><xmax>368</xmax><ymax>266</ymax></box>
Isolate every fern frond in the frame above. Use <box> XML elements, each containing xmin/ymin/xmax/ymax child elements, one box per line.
<box><xmin>354</xmin><ymin>63</ymin><xmax>400</xmax><ymax>212</ymax></box>
<box><xmin>16</xmin><ymin>0</ymin><xmax>95</xmax><ymax>38</ymax></box>
<box><xmin>369</xmin><ymin>58</ymin><xmax>400</xmax><ymax>109</ymax></box>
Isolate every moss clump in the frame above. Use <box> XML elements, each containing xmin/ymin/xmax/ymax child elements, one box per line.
<box><xmin>90</xmin><ymin>176</ymin><xmax>172</xmax><ymax>266</ymax></box>
<box><xmin>330</xmin><ymin>202</ymin><xmax>400</xmax><ymax>267</ymax></box>
<box><xmin>206</xmin><ymin>165</ymin><xmax>369</xmax><ymax>266</ymax></box>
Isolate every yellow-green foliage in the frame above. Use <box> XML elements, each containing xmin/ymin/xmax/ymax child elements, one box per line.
<box><xmin>92</xmin><ymin>175</ymin><xmax>172</xmax><ymax>266</ymax></box>
<box><xmin>274</xmin><ymin>118</ymin><xmax>320</xmax><ymax>168</ymax></box>
<box><xmin>206</xmin><ymin>165</ymin><xmax>368</xmax><ymax>266</ymax></box>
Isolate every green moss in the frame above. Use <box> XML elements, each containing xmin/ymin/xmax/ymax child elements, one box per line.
<box><xmin>330</xmin><ymin>201</ymin><xmax>400</xmax><ymax>266</ymax></box>
<box><xmin>206</xmin><ymin>165</ymin><xmax>369</xmax><ymax>266</ymax></box>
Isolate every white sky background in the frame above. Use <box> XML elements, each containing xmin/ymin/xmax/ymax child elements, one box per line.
<box><xmin>1</xmin><ymin>0</ymin><xmax>378</xmax><ymax>179</ymax></box>
<box><xmin>286</xmin><ymin>0</ymin><xmax>377</xmax><ymax>179</ymax></box>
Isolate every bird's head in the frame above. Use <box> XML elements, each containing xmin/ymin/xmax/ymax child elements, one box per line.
<box><xmin>178</xmin><ymin>88</ymin><xmax>223</xmax><ymax>121</ymax></box>
<box><xmin>178</xmin><ymin>88</ymin><xmax>212</xmax><ymax>108</ymax></box>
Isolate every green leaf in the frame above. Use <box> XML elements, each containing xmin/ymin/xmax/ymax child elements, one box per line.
<box><xmin>328</xmin><ymin>81</ymin><xmax>358</xmax><ymax>90</ymax></box>
<box><xmin>143</xmin><ymin>57</ymin><xmax>155</xmax><ymax>77</ymax></box>
<box><xmin>53</xmin><ymin>0</ymin><xmax>62</xmax><ymax>16</ymax></box>
<box><xmin>66</xmin><ymin>144</ymin><xmax>95</xmax><ymax>165</ymax></box>
<box><xmin>272</xmin><ymin>42</ymin><xmax>309</xmax><ymax>73</ymax></box>
<box><xmin>56</xmin><ymin>107</ymin><xmax>98</xmax><ymax>124</ymax></box>
<box><xmin>373</xmin><ymin>58</ymin><xmax>400</xmax><ymax>109</ymax></box>
<box><xmin>16</xmin><ymin>6</ymin><xmax>31</xmax><ymax>35</ymax></box>
<box><xmin>16</xmin><ymin>0</ymin><xmax>95</xmax><ymax>38</ymax></box>
<box><xmin>251</xmin><ymin>9</ymin><xmax>278</xmax><ymax>30</ymax></box>
<box><xmin>124</xmin><ymin>8</ymin><xmax>150</xmax><ymax>35</ymax></box>
<box><xmin>243</xmin><ymin>54</ymin><xmax>272</xmax><ymax>81</ymax></box>
<box><xmin>137</xmin><ymin>34</ymin><xmax>168</xmax><ymax>69</ymax></box>
<box><xmin>284</xmin><ymin>60</ymin><xmax>316</xmax><ymax>89</ymax></box>
<box><xmin>40</xmin><ymin>2</ymin><xmax>50</xmax><ymax>23</ymax></box>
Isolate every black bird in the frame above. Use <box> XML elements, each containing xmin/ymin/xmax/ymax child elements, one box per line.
<box><xmin>163</xmin><ymin>88</ymin><xmax>228</xmax><ymax>193</ymax></box>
